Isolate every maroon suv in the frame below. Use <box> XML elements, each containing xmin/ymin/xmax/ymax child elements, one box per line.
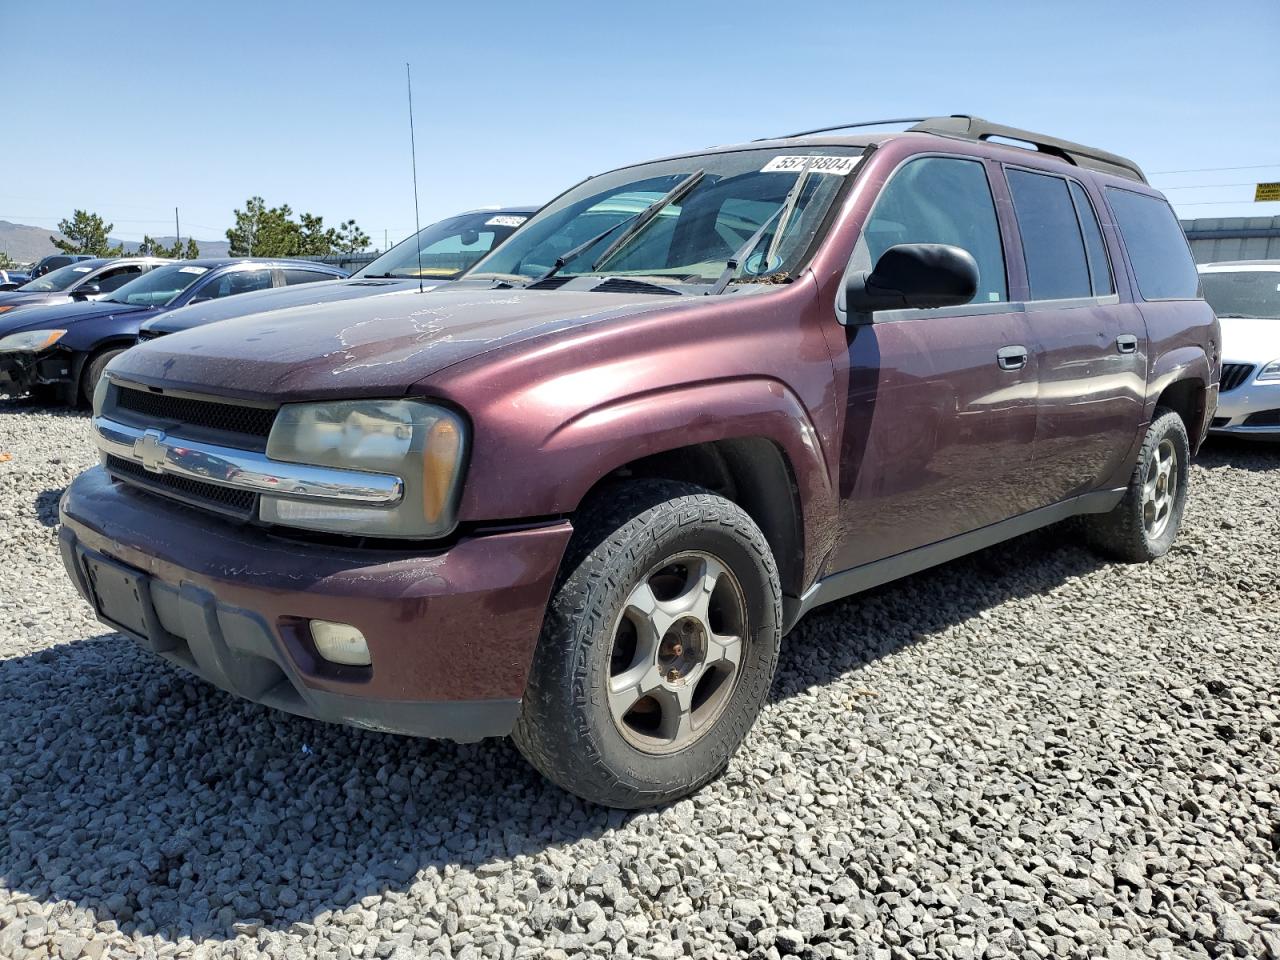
<box><xmin>58</xmin><ymin>115</ymin><xmax>1219</xmax><ymax>808</ymax></box>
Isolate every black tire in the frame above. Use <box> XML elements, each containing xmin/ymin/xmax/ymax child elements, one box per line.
<box><xmin>81</xmin><ymin>348</ymin><xmax>124</xmax><ymax>406</ymax></box>
<box><xmin>1083</xmin><ymin>408</ymin><xmax>1190</xmax><ymax>562</ymax></box>
<box><xmin>512</xmin><ymin>480</ymin><xmax>782</xmax><ymax>809</ymax></box>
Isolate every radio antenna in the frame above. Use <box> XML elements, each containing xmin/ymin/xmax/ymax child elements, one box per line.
<box><xmin>406</xmin><ymin>62</ymin><xmax>425</xmax><ymax>293</ymax></box>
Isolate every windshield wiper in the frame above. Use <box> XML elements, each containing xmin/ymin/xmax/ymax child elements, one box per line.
<box><xmin>591</xmin><ymin>170</ymin><xmax>705</xmax><ymax>273</ymax></box>
<box><xmin>529</xmin><ymin>170</ymin><xmax>706</xmax><ymax>286</ymax></box>
<box><xmin>709</xmin><ymin>161</ymin><xmax>813</xmax><ymax>296</ymax></box>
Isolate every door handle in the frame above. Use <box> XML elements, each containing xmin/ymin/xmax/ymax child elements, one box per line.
<box><xmin>996</xmin><ymin>345</ymin><xmax>1028</xmax><ymax>371</ymax></box>
<box><xmin>1116</xmin><ymin>334</ymin><xmax>1138</xmax><ymax>354</ymax></box>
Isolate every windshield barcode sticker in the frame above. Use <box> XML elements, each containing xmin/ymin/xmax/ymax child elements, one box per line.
<box><xmin>762</xmin><ymin>155</ymin><xmax>860</xmax><ymax>175</ymax></box>
<box><xmin>178</xmin><ymin>266</ymin><xmax>209</xmax><ymax>274</ymax></box>
<box><xmin>486</xmin><ymin>215</ymin><xmax>528</xmax><ymax>227</ymax></box>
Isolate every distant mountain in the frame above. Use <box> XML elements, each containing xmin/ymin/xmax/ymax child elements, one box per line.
<box><xmin>0</xmin><ymin>220</ymin><xmax>227</xmax><ymax>264</ymax></box>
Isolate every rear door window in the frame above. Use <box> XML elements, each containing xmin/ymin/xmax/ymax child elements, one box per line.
<box><xmin>860</xmin><ymin>156</ymin><xmax>1007</xmax><ymax>304</ymax></box>
<box><xmin>1006</xmin><ymin>169</ymin><xmax>1092</xmax><ymax>300</ymax></box>
<box><xmin>1106</xmin><ymin>188</ymin><xmax>1199</xmax><ymax>300</ymax></box>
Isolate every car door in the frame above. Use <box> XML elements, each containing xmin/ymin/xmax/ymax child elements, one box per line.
<box><xmin>1003</xmin><ymin>168</ymin><xmax>1147</xmax><ymax>503</ymax></box>
<box><xmin>831</xmin><ymin>154</ymin><xmax>1041</xmax><ymax>572</ymax></box>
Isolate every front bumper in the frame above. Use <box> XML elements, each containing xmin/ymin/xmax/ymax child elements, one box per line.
<box><xmin>59</xmin><ymin>467</ymin><xmax>573</xmax><ymax>740</ymax></box>
<box><xmin>0</xmin><ymin>348</ymin><xmax>73</xmax><ymax>395</ymax></box>
<box><xmin>1209</xmin><ymin>374</ymin><xmax>1280</xmax><ymax>439</ymax></box>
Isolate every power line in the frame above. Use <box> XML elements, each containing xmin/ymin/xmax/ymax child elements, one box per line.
<box><xmin>1150</xmin><ymin>163</ymin><xmax>1280</xmax><ymax>175</ymax></box>
<box><xmin>1160</xmin><ymin>182</ymin><xmax>1263</xmax><ymax>191</ymax></box>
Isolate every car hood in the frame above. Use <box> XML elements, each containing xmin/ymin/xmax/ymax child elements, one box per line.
<box><xmin>0</xmin><ymin>298</ymin><xmax>147</xmax><ymax>336</ymax></box>
<box><xmin>142</xmin><ymin>277</ymin><xmax>437</xmax><ymax>334</ymax></box>
<box><xmin>1217</xmin><ymin>316</ymin><xmax>1280</xmax><ymax>364</ymax></box>
<box><xmin>0</xmin><ymin>291</ymin><xmax>65</xmax><ymax>308</ymax></box>
<box><xmin>113</xmin><ymin>284</ymin><xmax>682</xmax><ymax>401</ymax></box>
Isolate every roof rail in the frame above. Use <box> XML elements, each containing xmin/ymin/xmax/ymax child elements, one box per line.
<box><xmin>761</xmin><ymin>118</ymin><xmax>929</xmax><ymax>140</ymax></box>
<box><xmin>908</xmin><ymin>115</ymin><xmax>1147</xmax><ymax>183</ymax></box>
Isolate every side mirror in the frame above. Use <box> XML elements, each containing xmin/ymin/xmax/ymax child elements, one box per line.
<box><xmin>0</xmin><ymin>282</ymin><xmax>17</xmax><ymax>291</ymax></box>
<box><xmin>844</xmin><ymin>243</ymin><xmax>979</xmax><ymax>323</ymax></box>
<box><xmin>188</xmin><ymin>295</ymin><xmax>213</xmax><ymax>305</ymax></box>
<box><xmin>72</xmin><ymin>282</ymin><xmax>102</xmax><ymax>299</ymax></box>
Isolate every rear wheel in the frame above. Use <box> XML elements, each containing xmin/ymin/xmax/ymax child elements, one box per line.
<box><xmin>1083</xmin><ymin>408</ymin><xmax>1190</xmax><ymax>562</ymax></box>
<box><xmin>81</xmin><ymin>348</ymin><xmax>124</xmax><ymax>406</ymax></box>
<box><xmin>512</xmin><ymin>480</ymin><xmax>781</xmax><ymax>808</ymax></box>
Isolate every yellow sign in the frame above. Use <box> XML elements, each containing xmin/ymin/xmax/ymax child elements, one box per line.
<box><xmin>1256</xmin><ymin>182</ymin><xmax>1280</xmax><ymax>202</ymax></box>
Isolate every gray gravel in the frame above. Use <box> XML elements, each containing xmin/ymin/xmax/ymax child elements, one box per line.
<box><xmin>2</xmin><ymin>395</ymin><xmax>1279</xmax><ymax>960</ymax></box>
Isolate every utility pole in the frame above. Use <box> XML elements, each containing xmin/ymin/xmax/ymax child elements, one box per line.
<box><xmin>384</xmin><ymin>229</ymin><xmax>388</xmax><ymax>253</ymax></box>
<box><xmin>174</xmin><ymin>207</ymin><xmax>180</xmax><ymax>247</ymax></box>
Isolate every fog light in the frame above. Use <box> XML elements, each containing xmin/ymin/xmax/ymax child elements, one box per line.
<box><xmin>311</xmin><ymin>620</ymin><xmax>371</xmax><ymax>666</ymax></box>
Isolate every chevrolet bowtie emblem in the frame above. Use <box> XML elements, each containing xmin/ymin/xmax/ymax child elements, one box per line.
<box><xmin>134</xmin><ymin>428</ymin><xmax>169</xmax><ymax>474</ymax></box>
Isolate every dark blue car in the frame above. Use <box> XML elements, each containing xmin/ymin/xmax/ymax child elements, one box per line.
<box><xmin>0</xmin><ymin>258</ymin><xmax>346</xmax><ymax>404</ymax></box>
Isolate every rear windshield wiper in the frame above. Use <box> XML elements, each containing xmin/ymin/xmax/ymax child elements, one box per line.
<box><xmin>530</xmin><ymin>169</ymin><xmax>706</xmax><ymax>286</ymax></box>
<box><xmin>709</xmin><ymin>160</ymin><xmax>812</xmax><ymax>296</ymax></box>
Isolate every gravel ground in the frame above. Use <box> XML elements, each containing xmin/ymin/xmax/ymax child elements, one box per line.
<box><xmin>1</xmin><ymin>396</ymin><xmax>1278</xmax><ymax>960</ymax></box>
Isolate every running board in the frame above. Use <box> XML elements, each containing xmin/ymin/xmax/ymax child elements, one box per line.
<box><xmin>781</xmin><ymin>489</ymin><xmax>1124</xmax><ymax>632</ymax></box>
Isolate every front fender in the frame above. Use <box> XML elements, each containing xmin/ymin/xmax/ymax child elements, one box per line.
<box><xmin>454</xmin><ymin>376</ymin><xmax>835</xmax><ymax>581</ymax></box>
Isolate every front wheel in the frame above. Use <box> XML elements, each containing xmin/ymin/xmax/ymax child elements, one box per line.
<box><xmin>81</xmin><ymin>348</ymin><xmax>125</xmax><ymax>406</ymax></box>
<box><xmin>1083</xmin><ymin>408</ymin><xmax>1190</xmax><ymax>562</ymax></box>
<box><xmin>512</xmin><ymin>480</ymin><xmax>782</xmax><ymax>808</ymax></box>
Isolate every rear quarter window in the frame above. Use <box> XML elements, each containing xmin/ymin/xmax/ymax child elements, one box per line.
<box><xmin>1106</xmin><ymin>188</ymin><xmax>1199</xmax><ymax>300</ymax></box>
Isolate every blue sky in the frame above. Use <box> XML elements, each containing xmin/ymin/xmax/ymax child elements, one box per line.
<box><xmin>2</xmin><ymin>0</ymin><xmax>1277</xmax><ymax>247</ymax></box>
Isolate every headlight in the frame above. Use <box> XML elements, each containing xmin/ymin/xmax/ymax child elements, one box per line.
<box><xmin>0</xmin><ymin>329</ymin><xmax>66</xmax><ymax>353</ymax></box>
<box><xmin>260</xmin><ymin>399</ymin><xmax>467</xmax><ymax>538</ymax></box>
<box><xmin>1257</xmin><ymin>359</ymin><xmax>1280</xmax><ymax>382</ymax></box>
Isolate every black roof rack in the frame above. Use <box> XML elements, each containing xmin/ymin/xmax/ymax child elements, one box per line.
<box><xmin>762</xmin><ymin>118</ymin><xmax>930</xmax><ymax>140</ymax></box>
<box><xmin>765</xmin><ymin>114</ymin><xmax>1147</xmax><ymax>184</ymax></box>
<box><xmin>907</xmin><ymin>115</ymin><xmax>1147</xmax><ymax>183</ymax></box>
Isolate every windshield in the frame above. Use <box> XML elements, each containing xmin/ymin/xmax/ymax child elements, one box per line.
<box><xmin>106</xmin><ymin>263</ymin><xmax>209</xmax><ymax>306</ymax></box>
<box><xmin>467</xmin><ymin>147</ymin><xmax>861</xmax><ymax>286</ymax></box>
<box><xmin>354</xmin><ymin>211</ymin><xmax>529</xmax><ymax>280</ymax></box>
<box><xmin>18</xmin><ymin>261</ymin><xmax>100</xmax><ymax>292</ymax></box>
<box><xmin>1201</xmin><ymin>270</ymin><xmax>1280</xmax><ymax>319</ymax></box>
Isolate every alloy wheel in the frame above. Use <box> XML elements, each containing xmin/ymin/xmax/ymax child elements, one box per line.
<box><xmin>607</xmin><ymin>551</ymin><xmax>748</xmax><ymax>754</ymax></box>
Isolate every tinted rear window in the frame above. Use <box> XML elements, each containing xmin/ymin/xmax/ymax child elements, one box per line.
<box><xmin>1107</xmin><ymin>189</ymin><xmax>1199</xmax><ymax>300</ymax></box>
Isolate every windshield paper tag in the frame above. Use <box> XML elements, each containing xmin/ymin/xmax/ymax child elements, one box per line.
<box><xmin>486</xmin><ymin>215</ymin><xmax>528</xmax><ymax>227</ymax></box>
<box><xmin>178</xmin><ymin>266</ymin><xmax>209</xmax><ymax>274</ymax></box>
<box><xmin>762</xmin><ymin>155</ymin><xmax>859</xmax><ymax>175</ymax></box>
<box><xmin>73</xmin><ymin>266</ymin><xmax>92</xmax><ymax>272</ymax></box>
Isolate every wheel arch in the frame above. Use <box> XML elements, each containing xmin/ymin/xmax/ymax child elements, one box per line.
<box><xmin>577</xmin><ymin>435</ymin><xmax>807</xmax><ymax>602</ymax></box>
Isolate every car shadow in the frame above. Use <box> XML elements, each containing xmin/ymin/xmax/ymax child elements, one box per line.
<box><xmin>1195</xmin><ymin>435</ymin><xmax>1280</xmax><ymax>472</ymax></box>
<box><xmin>0</xmin><ymin>520</ymin><xmax>1106</xmax><ymax>945</ymax></box>
<box><xmin>34</xmin><ymin>489</ymin><xmax>62</xmax><ymax>527</ymax></box>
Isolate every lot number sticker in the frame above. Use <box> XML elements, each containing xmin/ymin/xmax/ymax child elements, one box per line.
<box><xmin>762</xmin><ymin>155</ymin><xmax>860</xmax><ymax>175</ymax></box>
<box><xmin>486</xmin><ymin>215</ymin><xmax>528</xmax><ymax>227</ymax></box>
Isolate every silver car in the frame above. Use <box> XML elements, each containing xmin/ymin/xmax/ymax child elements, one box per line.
<box><xmin>1199</xmin><ymin>260</ymin><xmax>1280</xmax><ymax>439</ymax></box>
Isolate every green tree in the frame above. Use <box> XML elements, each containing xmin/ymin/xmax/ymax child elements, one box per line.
<box><xmin>136</xmin><ymin>235</ymin><xmax>203</xmax><ymax>259</ymax></box>
<box><xmin>0</xmin><ymin>251</ymin><xmax>15</xmax><ymax>269</ymax></box>
<box><xmin>52</xmin><ymin>210</ymin><xmax>123</xmax><ymax>256</ymax></box>
<box><xmin>331</xmin><ymin>219</ymin><xmax>370</xmax><ymax>254</ymax></box>
<box><xmin>226</xmin><ymin>197</ymin><xmax>366</xmax><ymax>258</ymax></box>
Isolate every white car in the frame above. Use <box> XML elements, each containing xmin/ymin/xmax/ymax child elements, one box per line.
<box><xmin>1199</xmin><ymin>260</ymin><xmax>1280</xmax><ymax>439</ymax></box>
